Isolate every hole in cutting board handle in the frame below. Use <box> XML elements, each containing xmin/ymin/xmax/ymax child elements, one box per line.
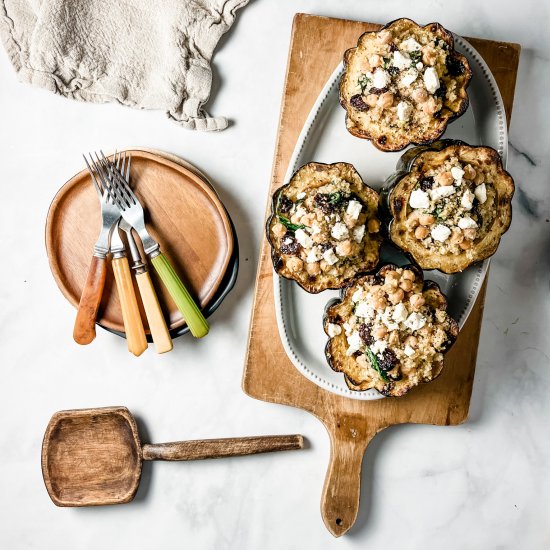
<box><xmin>336</xmin><ymin>518</ymin><xmax>342</xmax><ymax>526</ymax></box>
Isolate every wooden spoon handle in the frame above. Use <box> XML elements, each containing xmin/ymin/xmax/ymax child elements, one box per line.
<box><xmin>112</xmin><ymin>257</ymin><xmax>148</xmax><ymax>356</ymax></box>
<box><xmin>135</xmin><ymin>271</ymin><xmax>173</xmax><ymax>354</ymax></box>
<box><xmin>321</xmin><ymin>433</ymin><xmax>367</xmax><ymax>538</ymax></box>
<box><xmin>73</xmin><ymin>255</ymin><xmax>106</xmax><ymax>345</ymax></box>
<box><xmin>142</xmin><ymin>434</ymin><xmax>304</xmax><ymax>461</ymax></box>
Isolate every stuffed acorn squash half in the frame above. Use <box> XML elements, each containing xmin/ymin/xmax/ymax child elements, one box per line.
<box><xmin>267</xmin><ymin>162</ymin><xmax>382</xmax><ymax>293</ymax></box>
<box><xmin>340</xmin><ymin>18</ymin><xmax>472</xmax><ymax>151</ymax></box>
<box><xmin>384</xmin><ymin>140</ymin><xmax>515</xmax><ymax>273</ymax></box>
<box><xmin>324</xmin><ymin>264</ymin><xmax>459</xmax><ymax>397</ymax></box>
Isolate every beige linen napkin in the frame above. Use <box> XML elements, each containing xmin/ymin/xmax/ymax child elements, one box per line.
<box><xmin>0</xmin><ymin>0</ymin><xmax>249</xmax><ymax>130</ymax></box>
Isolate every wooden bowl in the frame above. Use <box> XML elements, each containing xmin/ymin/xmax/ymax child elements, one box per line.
<box><xmin>46</xmin><ymin>150</ymin><xmax>234</xmax><ymax>335</ymax></box>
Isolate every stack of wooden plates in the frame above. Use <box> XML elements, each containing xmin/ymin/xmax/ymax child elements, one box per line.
<box><xmin>46</xmin><ymin>149</ymin><xmax>238</xmax><ymax>340</ymax></box>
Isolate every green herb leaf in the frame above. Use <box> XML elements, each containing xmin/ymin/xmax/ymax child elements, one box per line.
<box><xmin>357</xmin><ymin>73</ymin><xmax>371</xmax><ymax>93</ymax></box>
<box><xmin>365</xmin><ymin>347</ymin><xmax>389</xmax><ymax>382</ymax></box>
<box><xmin>278</xmin><ymin>215</ymin><xmax>306</xmax><ymax>232</ymax></box>
<box><xmin>410</xmin><ymin>50</ymin><xmax>422</xmax><ymax>65</ymax></box>
<box><xmin>382</xmin><ymin>57</ymin><xmax>391</xmax><ymax>69</ymax></box>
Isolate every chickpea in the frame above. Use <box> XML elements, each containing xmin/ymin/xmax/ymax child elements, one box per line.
<box><xmin>366</xmin><ymin>94</ymin><xmax>379</xmax><ymax>107</ymax></box>
<box><xmin>388</xmin><ymin>331</ymin><xmax>400</xmax><ymax>346</ymax></box>
<box><xmin>463</xmin><ymin>228</ymin><xmax>477</xmax><ymax>240</ymax></box>
<box><xmin>336</xmin><ymin>240</ymin><xmax>353</xmax><ymax>257</ymax></box>
<box><xmin>404</xmin><ymin>335</ymin><xmax>418</xmax><ymax>349</ymax></box>
<box><xmin>369</xmin><ymin>54</ymin><xmax>382</xmax><ymax>67</ymax></box>
<box><xmin>422</xmin><ymin>96</ymin><xmax>438</xmax><ymax>115</ymax></box>
<box><xmin>320</xmin><ymin>260</ymin><xmax>330</xmax><ymax>272</ymax></box>
<box><xmin>360</xmin><ymin>60</ymin><xmax>372</xmax><ymax>73</ymax></box>
<box><xmin>409</xmin><ymin>293</ymin><xmax>425</xmax><ymax>311</ymax></box>
<box><xmin>367</xmin><ymin>218</ymin><xmax>381</xmax><ymax>233</ymax></box>
<box><xmin>373</xmin><ymin>296</ymin><xmax>387</xmax><ymax>312</ymax></box>
<box><xmin>300</xmin><ymin>213</ymin><xmax>315</xmax><ymax>226</ymax></box>
<box><xmin>436</xmin><ymin>171</ymin><xmax>454</xmax><ymax>186</ymax></box>
<box><xmin>306</xmin><ymin>262</ymin><xmax>321</xmax><ymax>276</ymax></box>
<box><xmin>460</xmin><ymin>240</ymin><xmax>472</xmax><ymax>250</ymax></box>
<box><xmin>378</xmin><ymin>91</ymin><xmax>394</xmax><ymax>109</ymax></box>
<box><xmin>312</xmin><ymin>232</ymin><xmax>325</xmax><ymax>244</ymax></box>
<box><xmin>402</xmin><ymin>269</ymin><xmax>416</xmax><ymax>282</ymax></box>
<box><xmin>422</xmin><ymin>46</ymin><xmax>437</xmax><ymax>66</ymax></box>
<box><xmin>450</xmin><ymin>228</ymin><xmax>464</xmax><ymax>244</ymax></box>
<box><xmin>377</xmin><ymin>29</ymin><xmax>393</xmax><ymax>44</ymax></box>
<box><xmin>415</xmin><ymin>225</ymin><xmax>430</xmax><ymax>240</ymax></box>
<box><xmin>412</xmin><ymin>87</ymin><xmax>428</xmax><ymax>103</ymax></box>
<box><xmin>272</xmin><ymin>222</ymin><xmax>286</xmax><ymax>238</ymax></box>
<box><xmin>400</xmin><ymin>278</ymin><xmax>414</xmax><ymax>292</ymax></box>
<box><xmin>419</xmin><ymin>213</ymin><xmax>435</xmax><ymax>226</ymax></box>
<box><xmin>406</xmin><ymin>212</ymin><xmax>421</xmax><ymax>230</ymax></box>
<box><xmin>286</xmin><ymin>257</ymin><xmax>303</xmax><ymax>273</ymax></box>
<box><xmin>463</xmin><ymin>164</ymin><xmax>476</xmax><ymax>181</ymax></box>
<box><xmin>374</xmin><ymin>325</ymin><xmax>388</xmax><ymax>340</ymax></box>
<box><xmin>389</xmin><ymin>289</ymin><xmax>405</xmax><ymax>305</ymax></box>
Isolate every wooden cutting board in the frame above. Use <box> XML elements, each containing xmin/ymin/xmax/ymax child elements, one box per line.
<box><xmin>243</xmin><ymin>13</ymin><xmax>520</xmax><ymax>538</ymax></box>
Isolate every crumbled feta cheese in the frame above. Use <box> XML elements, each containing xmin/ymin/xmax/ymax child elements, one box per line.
<box><xmin>306</xmin><ymin>246</ymin><xmax>323</xmax><ymax>263</ymax></box>
<box><xmin>327</xmin><ymin>323</ymin><xmax>342</xmax><ymax>338</ymax></box>
<box><xmin>397</xmin><ymin>101</ymin><xmax>413</xmax><ymax>122</ymax></box>
<box><xmin>355</xmin><ymin>301</ymin><xmax>373</xmax><ymax>319</ymax></box>
<box><xmin>423</xmin><ymin>67</ymin><xmax>440</xmax><ymax>94</ymax></box>
<box><xmin>331</xmin><ymin>222</ymin><xmax>349</xmax><ymax>241</ymax></box>
<box><xmin>343</xmin><ymin>322</ymin><xmax>352</xmax><ymax>335</ymax></box>
<box><xmin>392</xmin><ymin>302</ymin><xmax>408</xmax><ymax>323</ymax></box>
<box><xmin>370</xmin><ymin>340</ymin><xmax>388</xmax><ymax>355</ymax></box>
<box><xmin>346</xmin><ymin>331</ymin><xmax>362</xmax><ymax>355</ymax></box>
<box><xmin>294</xmin><ymin>228</ymin><xmax>313</xmax><ymax>248</ymax></box>
<box><xmin>461</xmin><ymin>189</ymin><xmax>475</xmax><ymax>210</ymax></box>
<box><xmin>296</xmin><ymin>192</ymin><xmax>306</xmax><ymax>199</ymax></box>
<box><xmin>405</xmin><ymin>312</ymin><xmax>426</xmax><ymax>331</ymax></box>
<box><xmin>451</xmin><ymin>166</ymin><xmax>465</xmax><ymax>183</ymax></box>
<box><xmin>346</xmin><ymin>200</ymin><xmax>362</xmax><ymax>220</ymax></box>
<box><xmin>392</xmin><ymin>50</ymin><xmax>411</xmax><ymax>70</ymax></box>
<box><xmin>352</xmin><ymin>288</ymin><xmax>364</xmax><ymax>303</ymax></box>
<box><xmin>294</xmin><ymin>206</ymin><xmax>307</xmax><ymax>219</ymax></box>
<box><xmin>458</xmin><ymin>217</ymin><xmax>478</xmax><ymax>229</ymax></box>
<box><xmin>409</xmin><ymin>189</ymin><xmax>430</xmax><ymax>209</ymax></box>
<box><xmin>404</xmin><ymin>344</ymin><xmax>416</xmax><ymax>357</ymax></box>
<box><xmin>310</xmin><ymin>224</ymin><xmax>321</xmax><ymax>235</ymax></box>
<box><xmin>323</xmin><ymin>248</ymin><xmax>339</xmax><ymax>265</ymax></box>
<box><xmin>352</xmin><ymin>225</ymin><xmax>366</xmax><ymax>243</ymax></box>
<box><xmin>474</xmin><ymin>183</ymin><xmax>487</xmax><ymax>204</ymax></box>
<box><xmin>401</xmin><ymin>69</ymin><xmax>418</xmax><ymax>87</ymax></box>
<box><xmin>401</xmin><ymin>37</ymin><xmax>422</xmax><ymax>51</ymax></box>
<box><xmin>416</xmin><ymin>62</ymin><xmax>424</xmax><ymax>71</ymax></box>
<box><xmin>372</xmin><ymin>68</ymin><xmax>390</xmax><ymax>89</ymax></box>
<box><xmin>431</xmin><ymin>224</ymin><xmax>451</xmax><ymax>243</ymax></box>
<box><xmin>430</xmin><ymin>185</ymin><xmax>456</xmax><ymax>201</ymax></box>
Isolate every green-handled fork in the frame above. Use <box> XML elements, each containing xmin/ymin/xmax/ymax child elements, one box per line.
<box><xmin>94</xmin><ymin>153</ymin><xmax>209</xmax><ymax>339</ymax></box>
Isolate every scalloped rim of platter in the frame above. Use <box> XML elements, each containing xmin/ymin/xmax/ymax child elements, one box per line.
<box><xmin>273</xmin><ymin>34</ymin><xmax>508</xmax><ymax>401</ymax></box>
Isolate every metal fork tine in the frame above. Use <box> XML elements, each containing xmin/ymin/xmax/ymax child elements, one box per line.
<box><xmin>83</xmin><ymin>154</ymin><xmax>104</xmax><ymax>200</ymax></box>
<box><xmin>125</xmin><ymin>154</ymin><xmax>131</xmax><ymax>183</ymax></box>
<box><xmin>100</xmin><ymin>151</ymin><xmax>136</xmax><ymax>205</ymax></box>
<box><xmin>94</xmin><ymin>153</ymin><xmax>127</xmax><ymax>209</ymax></box>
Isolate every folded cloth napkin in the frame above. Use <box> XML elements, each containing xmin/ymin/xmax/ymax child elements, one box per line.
<box><xmin>0</xmin><ymin>0</ymin><xmax>249</xmax><ymax>130</ymax></box>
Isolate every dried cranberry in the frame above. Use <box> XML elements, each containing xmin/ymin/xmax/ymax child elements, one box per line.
<box><xmin>319</xmin><ymin>242</ymin><xmax>332</xmax><ymax>252</ymax></box>
<box><xmin>379</xmin><ymin>348</ymin><xmax>398</xmax><ymax>371</ymax></box>
<box><xmin>369</xmin><ymin>86</ymin><xmax>388</xmax><ymax>95</ymax></box>
<box><xmin>434</xmin><ymin>81</ymin><xmax>447</xmax><ymax>99</ymax></box>
<box><xmin>389</xmin><ymin>42</ymin><xmax>398</xmax><ymax>52</ymax></box>
<box><xmin>280</xmin><ymin>232</ymin><xmax>301</xmax><ymax>255</ymax></box>
<box><xmin>378</xmin><ymin>135</ymin><xmax>387</xmax><ymax>145</ymax></box>
<box><xmin>393</xmin><ymin>197</ymin><xmax>403</xmax><ymax>213</ymax></box>
<box><xmin>419</xmin><ymin>176</ymin><xmax>435</xmax><ymax>191</ymax></box>
<box><xmin>358</xmin><ymin>323</ymin><xmax>374</xmax><ymax>346</ymax></box>
<box><xmin>350</xmin><ymin>94</ymin><xmax>369</xmax><ymax>112</ymax></box>
<box><xmin>313</xmin><ymin>193</ymin><xmax>334</xmax><ymax>214</ymax></box>
<box><xmin>433</xmin><ymin>109</ymin><xmax>442</xmax><ymax>119</ymax></box>
<box><xmin>387</xmin><ymin>66</ymin><xmax>400</xmax><ymax>76</ymax></box>
<box><xmin>446</xmin><ymin>55</ymin><xmax>465</xmax><ymax>77</ymax></box>
<box><xmin>278</xmin><ymin>194</ymin><xmax>293</xmax><ymax>214</ymax></box>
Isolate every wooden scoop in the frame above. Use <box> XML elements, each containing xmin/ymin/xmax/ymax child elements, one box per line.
<box><xmin>41</xmin><ymin>407</ymin><xmax>304</xmax><ymax>507</ymax></box>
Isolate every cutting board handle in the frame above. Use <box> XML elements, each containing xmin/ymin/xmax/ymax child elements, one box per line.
<box><xmin>321</xmin><ymin>428</ymin><xmax>374</xmax><ymax>537</ymax></box>
<box><xmin>142</xmin><ymin>434</ymin><xmax>304</xmax><ymax>461</ymax></box>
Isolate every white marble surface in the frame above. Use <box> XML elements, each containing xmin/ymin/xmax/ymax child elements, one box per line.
<box><xmin>0</xmin><ymin>0</ymin><xmax>548</xmax><ymax>548</ymax></box>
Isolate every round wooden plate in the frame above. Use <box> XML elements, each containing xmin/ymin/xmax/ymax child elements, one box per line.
<box><xmin>46</xmin><ymin>150</ymin><xmax>234</xmax><ymax>334</ymax></box>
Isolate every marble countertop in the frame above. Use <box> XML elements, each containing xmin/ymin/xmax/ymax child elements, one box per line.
<box><xmin>0</xmin><ymin>1</ymin><xmax>548</xmax><ymax>548</ymax></box>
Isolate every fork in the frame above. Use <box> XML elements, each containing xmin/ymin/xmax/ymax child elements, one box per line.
<box><xmin>86</xmin><ymin>153</ymin><xmax>148</xmax><ymax>356</ymax></box>
<box><xmin>96</xmin><ymin>153</ymin><xmax>209</xmax><ymax>339</ymax></box>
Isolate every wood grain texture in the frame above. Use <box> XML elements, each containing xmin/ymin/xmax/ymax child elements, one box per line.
<box><xmin>42</xmin><ymin>407</ymin><xmax>304</xmax><ymax>507</ymax></box>
<box><xmin>73</xmin><ymin>254</ymin><xmax>107</xmax><ymax>345</ymax></box>
<box><xmin>47</xmin><ymin>150</ymin><xmax>233</xmax><ymax>334</ymax></box>
<box><xmin>142</xmin><ymin>435</ymin><xmax>304</xmax><ymax>461</ymax></box>
<box><xmin>242</xmin><ymin>13</ymin><xmax>520</xmax><ymax>537</ymax></box>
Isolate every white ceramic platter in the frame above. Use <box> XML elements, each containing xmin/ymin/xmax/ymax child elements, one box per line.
<box><xmin>273</xmin><ymin>35</ymin><xmax>508</xmax><ymax>401</ymax></box>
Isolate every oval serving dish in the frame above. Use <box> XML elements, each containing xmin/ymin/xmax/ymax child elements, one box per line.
<box><xmin>274</xmin><ymin>33</ymin><xmax>507</xmax><ymax>400</ymax></box>
<box><xmin>46</xmin><ymin>150</ymin><xmax>236</xmax><ymax>338</ymax></box>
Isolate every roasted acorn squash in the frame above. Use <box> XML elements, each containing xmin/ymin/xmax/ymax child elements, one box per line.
<box><xmin>384</xmin><ymin>140</ymin><xmax>514</xmax><ymax>273</ymax></box>
<box><xmin>267</xmin><ymin>162</ymin><xmax>382</xmax><ymax>293</ymax></box>
<box><xmin>340</xmin><ymin>18</ymin><xmax>472</xmax><ymax>152</ymax></box>
<box><xmin>323</xmin><ymin>263</ymin><xmax>459</xmax><ymax>397</ymax></box>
